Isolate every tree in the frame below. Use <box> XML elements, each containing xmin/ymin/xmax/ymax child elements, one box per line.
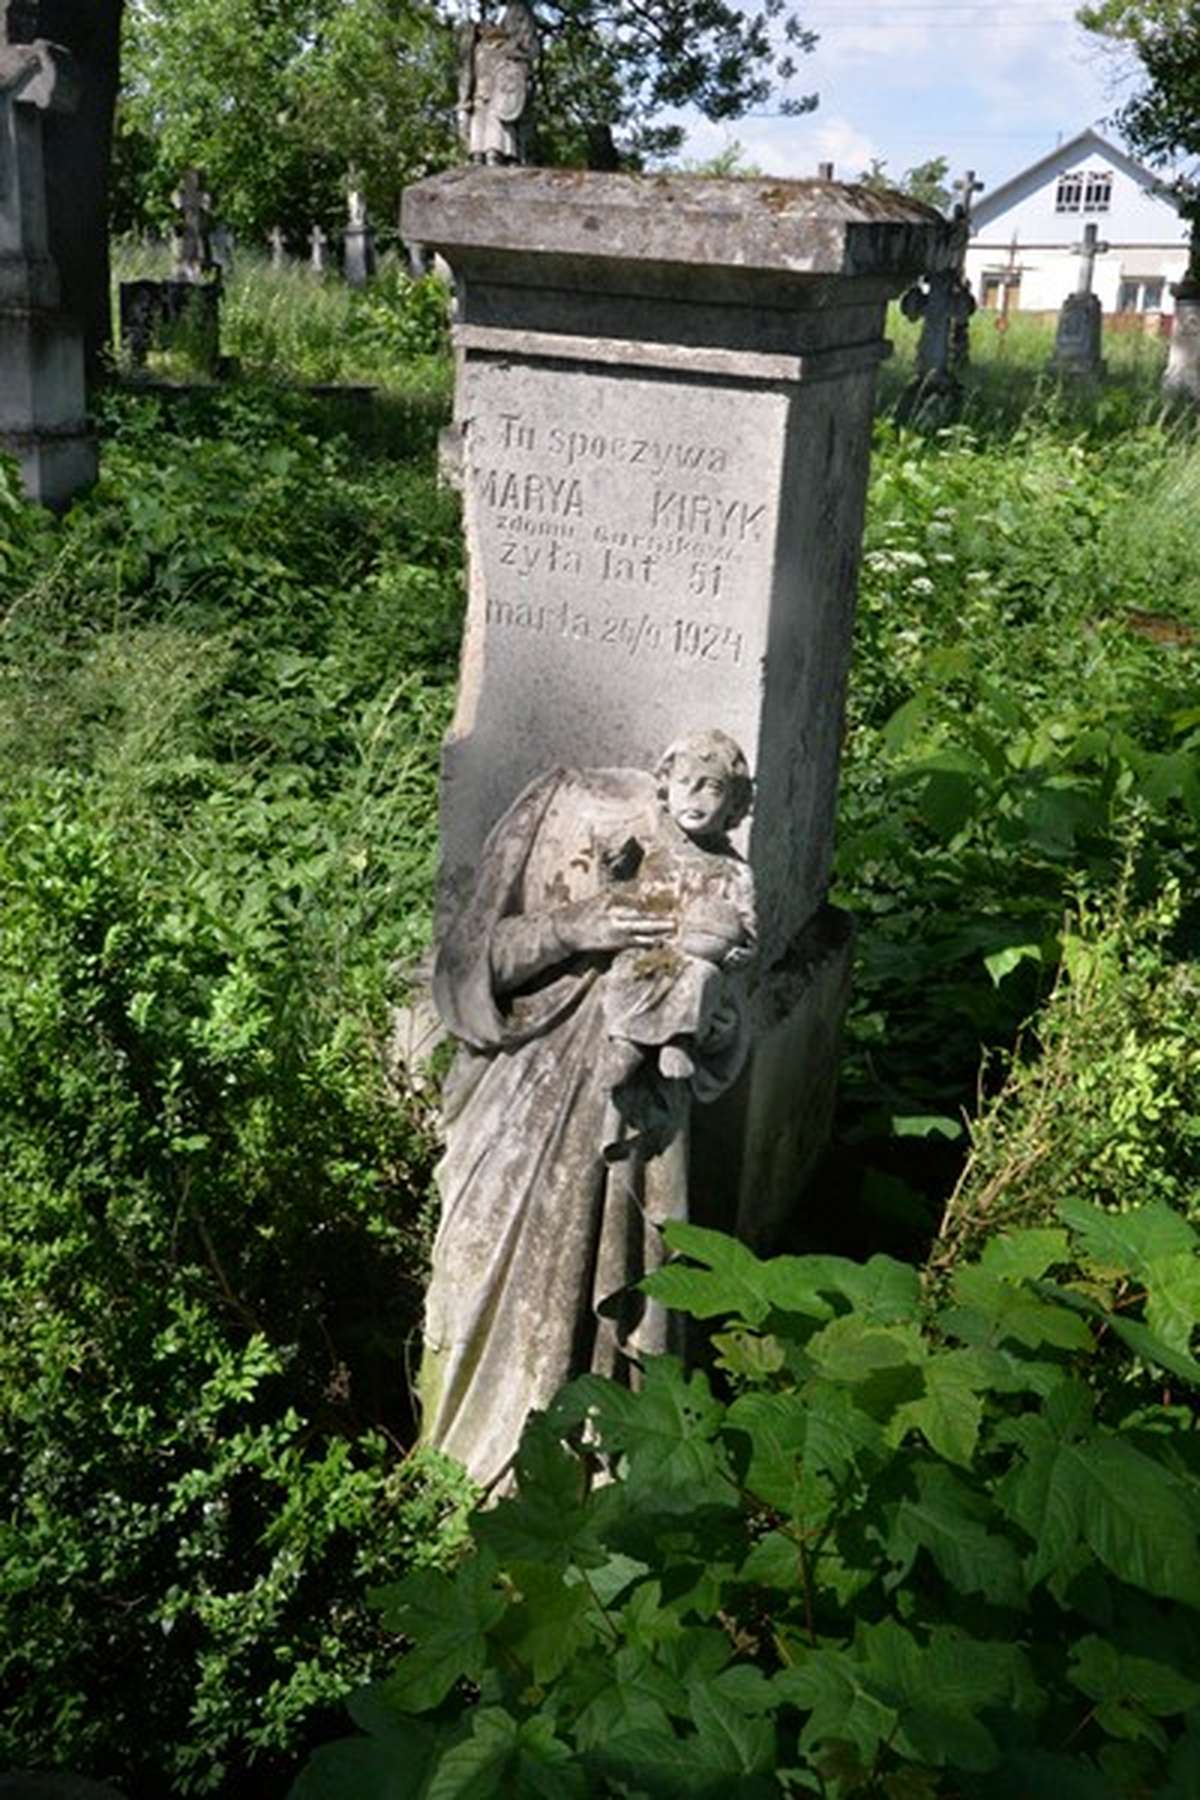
<box><xmin>1079</xmin><ymin>0</ymin><xmax>1200</xmax><ymax>247</ymax></box>
<box><xmin>117</xmin><ymin>0</ymin><xmax>457</xmax><ymax>240</ymax></box>
<box><xmin>114</xmin><ymin>0</ymin><xmax>819</xmax><ymax>241</ymax></box>
<box><xmin>858</xmin><ymin>154</ymin><xmax>951</xmax><ymax>210</ymax></box>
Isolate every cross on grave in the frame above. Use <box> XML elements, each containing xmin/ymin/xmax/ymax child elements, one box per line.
<box><xmin>1073</xmin><ymin>221</ymin><xmax>1109</xmax><ymax>297</ymax></box>
<box><xmin>952</xmin><ymin>168</ymin><xmax>984</xmax><ymax>229</ymax></box>
<box><xmin>171</xmin><ymin>167</ymin><xmax>214</xmax><ymax>281</ymax></box>
<box><xmin>269</xmin><ymin>224</ymin><xmax>285</xmax><ymax>268</ymax></box>
<box><xmin>309</xmin><ymin>223</ymin><xmax>327</xmax><ymax>271</ymax></box>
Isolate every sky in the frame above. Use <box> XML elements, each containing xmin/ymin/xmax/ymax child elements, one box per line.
<box><xmin>675</xmin><ymin>1</ymin><xmax>1146</xmax><ymax>199</ymax></box>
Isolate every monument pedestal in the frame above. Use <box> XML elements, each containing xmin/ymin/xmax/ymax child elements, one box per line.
<box><xmin>0</xmin><ymin>298</ymin><xmax>95</xmax><ymax>509</ymax></box>
<box><xmin>403</xmin><ymin>168</ymin><xmax>944</xmax><ymax>1243</ymax></box>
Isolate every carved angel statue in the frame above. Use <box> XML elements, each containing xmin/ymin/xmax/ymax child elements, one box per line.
<box><xmin>457</xmin><ymin>1</ymin><xmax>538</xmax><ymax>167</ymax></box>
<box><xmin>420</xmin><ymin>730</ymin><xmax>756</xmax><ymax>1489</ymax></box>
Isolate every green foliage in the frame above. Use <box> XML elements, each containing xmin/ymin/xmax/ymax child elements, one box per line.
<box><xmin>292</xmin><ymin>1207</ymin><xmax>1200</xmax><ymax>1795</ymax></box>
<box><xmin>829</xmin><ymin>391</ymin><xmax>1200</xmax><ymax>1245</ymax></box>
<box><xmin>111</xmin><ymin>242</ymin><xmax>453</xmax><ymax>387</ymax></box>
<box><xmin>115</xmin><ymin>0</ymin><xmax>819</xmax><ymax>235</ymax></box>
<box><xmin>0</xmin><ymin>377</ymin><xmax>467</xmax><ymax>1793</ymax></box>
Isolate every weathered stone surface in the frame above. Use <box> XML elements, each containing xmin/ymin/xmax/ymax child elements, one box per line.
<box><xmin>1165</xmin><ymin>279</ymin><xmax>1200</xmax><ymax>400</ymax></box>
<box><xmin>422</xmin><ymin>732</ymin><xmax>758</xmax><ymax>1488</ymax></box>
<box><xmin>406</xmin><ymin>169</ymin><xmax>947</xmax><ymax>1483</ymax></box>
<box><xmin>0</xmin><ymin>17</ymin><xmax>94</xmax><ymax>508</ymax></box>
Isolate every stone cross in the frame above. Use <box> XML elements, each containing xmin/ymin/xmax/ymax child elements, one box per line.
<box><xmin>952</xmin><ymin>168</ymin><xmax>984</xmax><ymax>230</ymax></box>
<box><xmin>309</xmin><ymin>223</ymin><xmax>327</xmax><ymax>272</ymax></box>
<box><xmin>171</xmin><ymin>167</ymin><xmax>213</xmax><ymax>282</ymax></box>
<box><xmin>269</xmin><ymin>224</ymin><xmax>285</xmax><ymax>268</ymax></box>
<box><xmin>1073</xmin><ymin>221</ymin><xmax>1109</xmax><ymax>297</ymax></box>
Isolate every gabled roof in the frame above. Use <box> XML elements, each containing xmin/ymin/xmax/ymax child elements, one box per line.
<box><xmin>971</xmin><ymin>127</ymin><xmax>1178</xmax><ymax>230</ymax></box>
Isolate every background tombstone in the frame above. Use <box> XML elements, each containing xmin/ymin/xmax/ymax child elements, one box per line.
<box><xmin>309</xmin><ymin>222</ymin><xmax>327</xmax><ymax>273</ymax></box>
<box><xmin>1165</xmin><ymin>215</ymin><xmax>1200</xmax><ymax>401</ymax></box>
<box><xmin>402</xmin><ymin>167</ymin><xmax>947</xmax><ymax>1246</ymax></box>
<box><xmin>1049</xmin><ymin>221</ymin><xmax>1108</xmax><ymax>377</ymax></box>
<box><xmin>343</xmin><ymin>182</ymin><xmax>376</xmax><ymax>287</ymax></box>
<box><xmin>0</xmin><ymin>12</ymin><xmax>96</xmax><ymax>508</ymax></box>
<box><xmin>897</xmin><ymin>167</ymin><xmax>980</xmax><ymax>417</ymax></box>
<box><xmin>268</xmin><ymin>223</ymin><xmax>286</xmax><ymax>269</ymax></box>
<box><xmin>119</xmin><ymin>166</ymin><xmax>222</xmax><ymax>372</ymax></box>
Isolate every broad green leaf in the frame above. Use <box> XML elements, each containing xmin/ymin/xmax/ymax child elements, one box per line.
<box><xmin>495</xmin><ymin>1561</ymin><xmax>599</xmax><ymax>1684</ymax></box>
<box><xmin>890</xmin><ymin>1350</ymin><xmax>985</xmax><ymax>1465</ymax></box>
<box><xmin>1059</xmin><ymin>1196</ymin><xmax>1195</xmax><ymax>1279</ymax></box>
<box><xmin>371</xmin><ymin>1554</ymin><xmax>507</xmax><ymax>1713</ymax></box>
<box><xmin>776</xmin><ymin>1654</ymin><xmax>899</xmax><ymax>1764</ymax></box>
<box><xmin>724</xmin><ymin>1385</ymin><xmax>882</xmax><ymax>1518</ymax></box>
<box><xmin>548</xmin><ymin>1358</ymin><xmax>731</xmax><ymax>1512</ymax></box>
<box><xmin>765</xmin><ymin>1252</ymin><xmax>921</xmax><ymax>1324</ymax></box>
<box><xmin>1144</xmin><ymin>1252</ymin><xmax>1200</xmax><ymax>1356</ymax></box>
<box><xmin>979</xmin><ymin>1229</ymin><xmax>1070</xmax><ymax>1284</ymax></box>
<box><xmin>571</xmin><ymin>1671</ymin><xmax>673</xmax><ymax>1753</ymax></box>
<box><xmin>711</xmin><ymin>1327</ymin><xmax>786</xmax><ymax>1379</ymax></box>
<box><xmin>291</xmin><ymin>1729</ymin><xmax>444</xmax><ymax>1800</ymax></box>
<box><xmin>593</xmin><ymin>1723</ymin><xmax>776</xmax><ymax>1799</ymax></box>
<box><xmin>881</xmin><ymin>1463</ymin><xmax>1025</xmax><ymax>1609</ymax></box>
<box><xmin>473</xmin><ymin>1413</ymin><xmax>616</xmax><ymax>1570</ymax></box>
<box><xmin>851</xmin><ymin>1619</ymin><xmax>1031</xmax><ymax>1771</ymax></box>
<box><xmin>647</xmin><ymin>1223</ymin><xmax>776</xmax><ymax>1325</ymax></box>
<box><xmin>890</xmin><ymin>1113</ymin><xmax>964</xmax><ymax>1141</ymax></box>
<box><xmin>983</xmin><ymin>941</ymin><xmax>1042</xmax><ymax>986</ymax></box>
<box><xmin>998</xmin><ymin>1416</ymin><xmax>1200</xmax><ymax>1604</ymax></box>
<box><xmin>806</xmin><ymin>1316</ymin><xmax>926</xmax><ymax>1386</ymax></box>
<box><xmin>738</xmin><ymin>1529</ymin><xmax>804</xmax><ymax>1590</ymax></box>
<box><xmin>688</xmin><ymin>1679</ymin><xmax>776</xmax><ymax>1774</ymax></box>
<box><xmin>426</xmin><ymin>1708</ymin><xmax>585</xmax><ymax>1800</ymax></box>
<box><xmin>949</xmin><ymin>1265</ymin><xmax>1093</xmax><ymax>1353</ymax></box>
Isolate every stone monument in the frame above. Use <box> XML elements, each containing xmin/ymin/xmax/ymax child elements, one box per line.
<box><xmin>1165</xmin><ymin>214</ymin><xmax>1200</xmax><ymax>403</ymax></box>
<box><xmin>897</xmin><ymin>167</ymin><xmax>981</xmax><ymax>416</ymax></box>
<box><xmin>402</xmin><ymin>167</ymin><xmax>947</xmax><ymax>1488</ymax></box>
<box><xmin>457</xmin><ymin>1</ymin><xmax>537</xmax><ymax>167</ymax></box>
<box><xmin>1049</xmin><ymin>221</ymin><xmax>1108</xmax><ymax>378</ymax></box>
<box><xmin>343</xmin><ymin>182</ymin><xmax>376</xmax><ymax>288</ymax></box>
<box><xmin>269</xmin><ymin>223</ymin><xmax>286</xmax><ymax>269</ymax></box>
<box><xmin>309</xmin><ymin>222</ymin><xmax>327</xmax><ymax>274</ymax></box>
<box><xmin>119</xmin><ymin>167</ymin><xmax>222</xmax><ymax>372</ymax></box>
<box><xmin>0</xmin><ymin>7</ymin><xmax>95</xmax><ymax>509</ymax></box>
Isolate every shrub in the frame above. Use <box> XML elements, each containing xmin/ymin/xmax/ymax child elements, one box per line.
<box><xmin>293</xmin><ymin>1207</ymin><xmax>1200</xmax><ymax>1797</ymax></box>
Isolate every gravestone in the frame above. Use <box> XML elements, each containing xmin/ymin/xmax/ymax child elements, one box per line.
<box><xmin>309</xmin><ymin>222</ymin><xmax>327</xmax><ymax>273</ymax></box>
<box><xmin>119</xmin><ymin>167</ymin><xmax>222</xmax><ymax>371</ymax></box>
<box><xmin>404</xmin><ymin>168</ymin><xmax>944</xmax><ymax>1238</ymax></box>
<box><xmin>405</xmin><ymin>169</ymin><xmax>946</xmax><ymax>1483</ymax></box>
<box><xmin>1049</xmin><ymin>221</ymin><xmax>1107</xmax><ymax>377</ymax></box>
<box><xmin>269</xmin><ymin>223</ymin><xmax>285</xmax><ymax>268</ymax></box>
<box><xmin>897</xmin><ymin>167</ymin><xmax>981</xmax><ymax>416</ymax></box>
<box><xmin>343</xmin><ymin>184</ymin><xmax>375</xmax><ymax>288</ymax></box>
<box><xmin>1164</xmin><ymin>218</ymin><xmax>1200</xmax><ymax>402</ymax></box>
<box><xmin>0</xmin><ymin>11</ymin><xmax>95</xmax><ymax>509</ymax></box>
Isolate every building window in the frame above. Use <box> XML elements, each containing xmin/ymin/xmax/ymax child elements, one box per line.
<box><xmin>1083</xmin><ymin>171</ymin><xmax>1112</xmax><ymax>212</ymax></box>
<box><xmin>1056</xmin><ymin>169</ymin><xmax>1112</xmax><ymax>214</ymax></box>
<box><xmin>1119</xmin><ymin>278</ymin><xmax>1165</xmax><ymax>312</ymax></box>
<box><xmin>1055</xmin><ymin>172</ymin><xmax>1083</xmax><ymax>212</ymax></box>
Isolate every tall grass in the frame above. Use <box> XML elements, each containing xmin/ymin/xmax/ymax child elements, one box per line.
<box><xmin>110</xmin><ymin>237</ymin><xmax>453</xmax><ymax>399</ymax></box>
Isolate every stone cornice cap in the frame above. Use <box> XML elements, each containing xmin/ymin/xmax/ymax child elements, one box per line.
<box><xmin>402</xmin><ymin>167</ymin><xmax>950</xmax><ymax>281</ymax></box>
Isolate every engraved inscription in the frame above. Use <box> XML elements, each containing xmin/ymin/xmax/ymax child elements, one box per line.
<box><xmin>474</xmin><ymin>394</ymin><xmax>772</xmax><ymax>672</ymax></box>
<box><xmin>485</xmin><ymin>595</ymin><xmax>745</xmax><ymax>666</ymax></box>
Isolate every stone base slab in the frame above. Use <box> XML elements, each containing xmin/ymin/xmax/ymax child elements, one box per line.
<box><xmin>3</xmin><ymin>425</ymin><xmax>97</xmax><ymax>511</ymax></box>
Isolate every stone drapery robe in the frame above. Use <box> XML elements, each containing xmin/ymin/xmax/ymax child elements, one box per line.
<box><xmin>420</xmin><ymin>766</ymin><xmax>748</xmax><ymax>1490</ymax></box>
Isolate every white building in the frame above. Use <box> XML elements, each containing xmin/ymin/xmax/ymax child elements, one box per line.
<box><xmin>964</xmin><ymin>128</ymin><xmax>1191</xmax><ymax>319</ymax></box>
